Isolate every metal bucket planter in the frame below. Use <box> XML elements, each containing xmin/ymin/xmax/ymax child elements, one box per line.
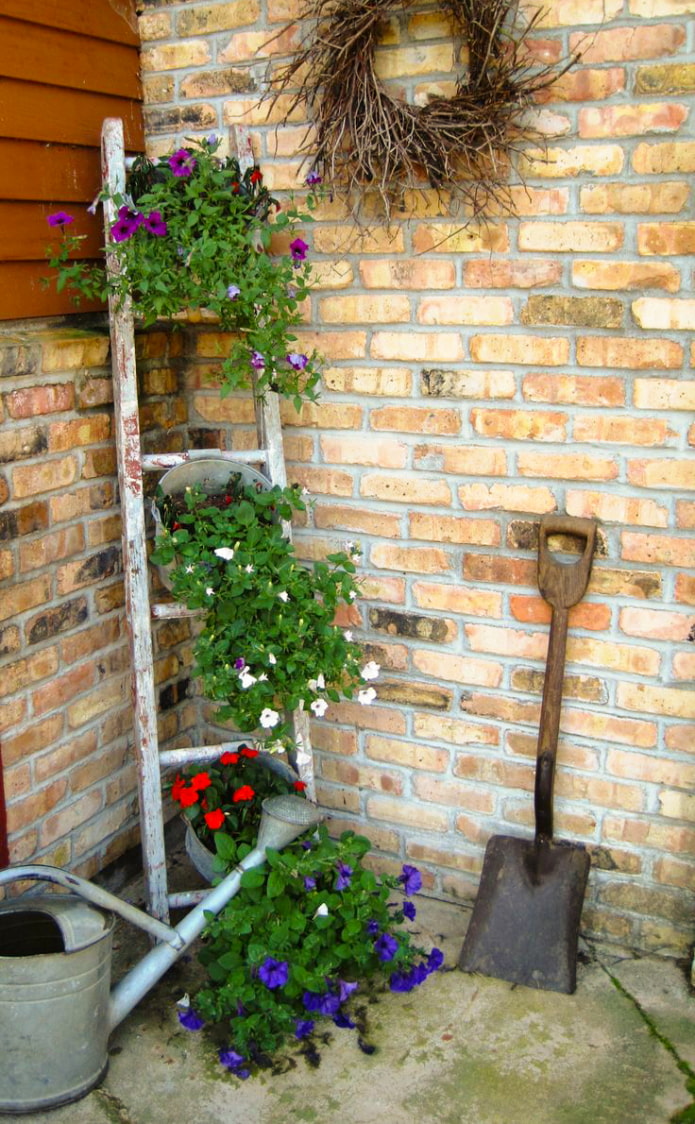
<box><xmin>151</xmin><ymin>457</ymin><xmax>270</xmax><ymax>591</ymax></box>
<box><xmin>184</xmin><ymin>754</ymin><xmax>299</xmax><ymax>883</ymax></box>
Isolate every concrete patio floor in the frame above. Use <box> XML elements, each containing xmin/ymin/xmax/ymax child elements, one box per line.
<box><xmin>2</xmin><ymin>844</ymin><xmax>693</xmax><ymax>1124</ymax></box>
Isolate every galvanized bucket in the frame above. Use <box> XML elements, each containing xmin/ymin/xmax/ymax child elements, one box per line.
<box><xmin>151</xmin><ymin>457</ymin><xmax>270</xmax><ymax>590</ymax></box>
<box><xmin>0</xmin><ymin>894</ymin><xmax>114</xmax><ymax>1113</ymax></box>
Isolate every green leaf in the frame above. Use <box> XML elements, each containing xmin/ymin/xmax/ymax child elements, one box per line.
<box><xmin>266</xmin><ymin>870</ymin><xmax>287</xmax><ymax>899</ymax></box>
<box><xmin>240</xmin><ymin>868</ymin><xmax>266</xmax><ymax>889</ymax></box>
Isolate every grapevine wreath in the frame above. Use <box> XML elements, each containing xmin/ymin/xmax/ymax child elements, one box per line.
<box><xmin>269</xmin><ymin>0</ymin><xmax>577</xmax><ymax>219</ymax></box>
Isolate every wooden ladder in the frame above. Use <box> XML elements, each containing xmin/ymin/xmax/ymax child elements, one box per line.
<box><xmin>102</xmin><ymin>118</ymin><xmax>314</xmax><ymax>923</ymax></box>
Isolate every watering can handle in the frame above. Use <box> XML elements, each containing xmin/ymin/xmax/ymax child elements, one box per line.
<box><xmin>0</xmin><ymin>865</ymin><xmax>184</xmax><ymax>949</ymax></box>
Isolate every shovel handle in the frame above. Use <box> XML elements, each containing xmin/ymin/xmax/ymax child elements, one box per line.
<box><xmin>535</xmin><ymin>515</ymin><xmax>597</xmax><ymax>842</ymax></box>
<box><xmin>538</xmin><ymin>515</ymin><xmax>596</xmax><ymax>611</ymax></box>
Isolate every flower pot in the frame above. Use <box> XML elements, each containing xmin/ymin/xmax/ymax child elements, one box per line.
<box><xmin>151</xmin><ymin>457</ymin><xmax>270</xmax><ymax>590</ymax></box>
<box><xmin>183</xmin><ymin>753</ymin><xmax>299</xmax><ymax>883</ymax></box>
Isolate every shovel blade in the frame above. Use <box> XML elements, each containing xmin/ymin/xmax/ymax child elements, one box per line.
<box><xmin>458</xmin><ymin>835</ymin><xmax>590</xmax><ymax>995</ymax></box>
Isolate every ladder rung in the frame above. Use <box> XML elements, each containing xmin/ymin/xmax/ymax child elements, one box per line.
<box><xmin>168</xmin><ymin>889</ymin><xmax>209</xmax><ymax>908</ymax></box>
<box><xmin>151</xmin><ymin>603</ymin><xmax>200</xmax><ymax>619</ymax></box>
<box><xmin>141</xmin><ymin>449</ymin><xmax>268</xmax><ymax>471</ymax></box>
<box><xmin>159</xmin><ymin>742</ymin><xmax>248</xmax><ymax>768</ymax></box>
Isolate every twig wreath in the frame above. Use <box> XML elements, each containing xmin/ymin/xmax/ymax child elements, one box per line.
<box><xmin>269</xmin><ymin>0</ymin><xmax>577</xmax><ymax>220</ymax></box>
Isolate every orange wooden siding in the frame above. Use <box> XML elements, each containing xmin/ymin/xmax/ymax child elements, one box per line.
<box><xmin>0</xmin><ymin>0</ymin><xmax>143</xmax><ymax>320</ymax></box>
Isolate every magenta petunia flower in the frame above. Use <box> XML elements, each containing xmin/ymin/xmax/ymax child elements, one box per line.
<box><xmin>289</xmin><ymin>237</ymin><xmax>309</xmax><ymax>262</ymax></box>
<box><xmin>47</xmin><ymin>211</ymin><xmax>74</xmax><ymax>227</ymax></box>
<box><xmin>168</xmin><ymin>148</ymin><xmax>197</xmax><ymax>177</ymax></box>
<box><xmin>250</xmin><ymin>351</ymin><xmax>265</xmax><ymax>370</ymax></box>
<box><xmin>286</xmin><ymin>352</ymin><xmax>308</xmax><ymax>371</ymax></box>
<box><xmin>226</xmin><ymin>284</ymin><xmax>241</xmax><ymax>300</ymax></box>
<box><xmin>305</xmin><ymin>171</ymin><xmax>322</xmax><ymax>186</ymax></box>
<box><xmin>142</xmin><ymin>210</ymin><xmax>167</xmax><ymax>236</ymax></box>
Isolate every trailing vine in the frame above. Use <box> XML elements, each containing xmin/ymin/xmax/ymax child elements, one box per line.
<box><xmin>268</xmin><ymin>0</ymin><xmax>577</xmax><ymax>220</ymax></box>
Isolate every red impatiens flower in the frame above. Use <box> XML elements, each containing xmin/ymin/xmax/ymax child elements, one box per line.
<box><xmin>178</xmin><ymin>786</ymin><xmax>200</xmax><ymax>808</ymax></box>
<box><xmin>171</xmin><ymin>774</ymin><xmax>187</xmax><ymax>800</ymax></box>
<box><xmin>190</xmin><ymin>771</ymin><xmax>212</xmax><ymax>790</ymax></box>
<box><xmin>220</xmin><ymin>751</ymin><xmax>239</xmax><ymax>765</ymax></box>
<box><xmin>204</xmin><ymin>808</ymin><xmax>226</xmax><ymax>830</ymax></box>
<box><xmin>232</xmin><ymin>785</ymin><xmax>255</xmax><ymax>803</ymax></box>
<box><xmin>250</xmin><ymin>169</ymin><xmax>262</xmax><ymax>184</ymax></box>
<box><xmin>293</xmin><ymin>781</ymin><xmax>307</xmax><ymax>792</ymax></box>
<box><xmin>240</xmin><ymin>746</ymin><xmax>259</xmax><ymax>759</ymax></box>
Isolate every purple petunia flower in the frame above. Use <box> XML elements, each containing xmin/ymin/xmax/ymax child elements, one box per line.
<box><xmin>294</xmin><ymin>1018</ymin><xmax>314</xmax><ymax>1039</ymax></box>
<box><xmin>333</xmin><ymin>1011</ymin><xmax>356</xmax><ymax>1029</ymax></box>
<box><xmin>289</xmin><ymin>237</ymin><xmax>309</xmax><ymax>262</ymax></box>
<box><xmin>335</xmin><ymin>862</ymin><xmax>352</xmax><ymax>891</ymax></box>
<box><xmin>47</xmin><ymin>211</ymin><xmax>74</xmax><ymax>227</ymax></box>
<box><xmin>305</xmin><ymin>171</ymin><xmax>322</xmax><ymax>186</ymax></box>
<box><xmin>258</xmin><ymin>956</ymin><xmax>289</xmax><ymax>989</ymax></box>
<box><xmin>142</xmin><ymin>210</ymin><xmax>167</xmax><ymax>236</ymax></box>
<box><xmin>374</xmin><ymin>932</ymin><xmax>398</xmax><ymax>962</ymax></box>
<box><xmin>366</xmin><ymin>919</ymin><xmax>380</xmax><ymax>936</ymax></box>
<box><xmin>302</xmin><ymin>839</ymin><xmax>313</xmax><ymax>850</ymax></box>
<box><xmin>234</xmin><ymin>657</ymin><xmax>246</xmax><ymax>669</ymax></box>
<box><xmin>403</xmin><ymin>900</ymin><xmax>417</xmax><ymax>922</ymax></box>
<box><xmin>338</xmin><ymin>979</ymin><xmax>358</xmax><ymax>1003</ymax></box>
<box><xmin>219</xmin><ymin>1048</ymin><xmax>249</xmax><ymax>1078</ymax></box>
<box><xmin>427</xmin><ymin>947</ymin><xmax>444</xmax><ymax>973</ymax></box>
<box><xmin>110</xmin><ymin>206</ymin><xmax>143</xmax><ymax>244</ymax></box>
<box><xmin>303</xmin><ymin>990</ymin><xmax>341</xmax><ymax>1017</ymax></box>
<box><xmin>227</xmin><ymin>284</ymin><xmax>241</xmax><ymax>300</ymax></box>
<box><xmin>169</xmin><ymin>148</ymin><xmax>197</xmax><ymax>177</ymax></box>
<box><xmin>304</xmin><ymin>876</ymin><xmax>317</xmax><ymax>891</ymax></box>
<box><xmin>389</xmin><ymin>970</ymin><xmax>416</xmax><ymax>994</ymax></box>
<box><xmin>399</xmin><ymin>864</ymin><xmax>422</xmax><ymax>896</ymax></box>
<box><xmin>250</xmin><ymin>351</ymin><xmax>265</xmax><ymax>370</ymax></box>
<box><xmin>178</xmin><ymin>1008</ymin><xmax>204</xmax><ymax>1030</ymax></box>
<box><xmin>286</xmin><ymin>352</ymin><xmax>308</xmax><ymax>371</ymax></box>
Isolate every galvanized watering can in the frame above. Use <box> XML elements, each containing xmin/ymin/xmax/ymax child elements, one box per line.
<box><xmin>0</xmin><ymin>794</ymin><xmax>322</xmax><ymax>1114</ymax></box>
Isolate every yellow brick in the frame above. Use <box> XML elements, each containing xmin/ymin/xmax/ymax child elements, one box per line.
<box><xmin>417</xmin><ymin>296</ymin><xmax>513</xmax><ymax>326</ymax></box>
<box><xmin>319</xmin><ymin>295</ymin><xmax>411</xmax><ymax>323</ymax></box>
<box><xmin>141</xmin><ymin>41</ymin><xmax>211</xmax><ymax>71</ymax></box>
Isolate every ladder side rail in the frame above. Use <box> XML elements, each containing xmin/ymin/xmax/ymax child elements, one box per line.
<box><xmin>102</xmin><ymin>118</ymin><xmax>170</xmax><ymax>923</ymax></box>
<box><xmin>142</xmin><ymin>449</ymin><xmax>268</xmax><ymax>471</ymax></box>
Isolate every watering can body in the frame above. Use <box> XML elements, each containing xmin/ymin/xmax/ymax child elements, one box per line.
<box><xmin>0</xmin><ymin>895</ymin><xmax>114</xmax><ymax>1113</ymax></box>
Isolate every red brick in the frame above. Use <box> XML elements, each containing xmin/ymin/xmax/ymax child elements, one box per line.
<box><xmin>19</xmin><ymin>526</ymin><xmax>85</xmax><ymax>573</ymax></box>
<box><xmin>370</xmin><ymin>542</ymin><xmax>450</xmax><ymax>574</ymax></box>
<box><xmin>32</xmin><ymin>662</ymin><xmax>96</xmax><ymax>716</ymax></box>
<box><xmin>519</xmin><ymin>221</ymin><xmax>623</xmax><ymax>253</ymax></box>
<box><xmin>628</xmin><ymin>459</ymin><xmax>695</xmax><ymax>490</ymax></box>
<box><xmin>361</xmin><ymin>474</ymin><xmax>451</xmax><ymax>506</ymax></box>
<box><xmin>412</xmin><ymin>223</ymin><xmax>508</xmax><ymax>254</ymax></box>
<box><xmin>409</xmin><ymin>512</ymin><xmax>500</xmax><ymax>546</ymax></box>
<box><xmin>413</xmin><ymin>712</ymin><xmax>499</xmax><ymax>748</ymax></box>
<box><xmin>522</xmin><ymin>373</ymin><xmax>625</xmax><ymax>406</ymax></box>
<box><xmin>634</xmin><ymin>378</ymin><xmax>695</xmax><ymax>410</ymax></box>
<box><xmin>471</xmin><ymin>408</ymin><xmax>566</xmax><ymax>442</ymax></box>
<box><xmin>570</xmin><ymin>23</ymin><xmax>685</xmax><ymax>63</ymax></box>
<box><xmin>365</xmin><ymin>734</ymin><xmax>449</xmax><ymax>772</ymax></box>
<box><xmin>622</xmin><ymin>531</ymin><xmax>695</xmax><ymax>569</ymax></box>
<box><xmin>418</xmin><ymin>296</ymin><xmax>513</xmax><ymax>326</ymax></box>
<box><xmin>5</xmin><ymin>384</ymin><xmax>74</xmax><ymax>419</ymax></box>
<box><xmin>572</xmin><ymin>260</ymin><xmax>681</xmax><ymax>292</ymax></box>
<box><xmin>462</xmin><ymin>259</ymin><xmax>562</xmax><ymax>289</ymax></box>
<box><xmin>412</xmin><ymin>581</ymin><xmax>502</xmax><ymax>618</ymax></box>
<box><xmin>469</xmin><ymin>335</ymin><xmax>569</xmax><ymax>366</ymax></box>
<box><xmin>575</xmin><ymin>414</ymin><xmax>674</xmax><ymax>446</ymax></box>
<box><xmin>577</xmin><ymin>336</ymin><xmax>682</xmax><ymax>369</ymax></box>
<box><xmin>536</xmin><ymin>67</ymin><xmax>625</xmax><ymax>102</ymax></box>
<box><xmin>414</xmin><ymin>445</ymin><xmax>507</xmax><ymax>476</ymax></box>
<box><xmin>579</xmin><ymin>102</ymin><xmax>688</xmax><ymax>139</ymax></box>
<box><xmin>371</xmin><ymin>331</ymin><xmax>464</xmax><ymax>363</ymax></box>
<box><xmin>567</xmin><ymin>490</ymin><xmax>668</xmax><ymax>528</ymax></box>
<box><xmin>579</xmin><ymin>182</ymin><xmax>689</xmax><ymax>215</ymax></box>
<box><xmin>288</xmin><ymin>466</ymin><xmax>354</xmax><ymax>497</ymax></box>
<box><xmin>518</xmin><ymin>145</ymin><xmax>624</xmax><ymax>178</ymax></box>
<box><xmin>12</xmin><ymin>456</ymin><xmax>78</xmax><ymax>498</ymax></box>
<box><xmin>313</xmin><ymin>503</ymin><xmax>401</xmax><ymax>538</ymax></box>
<box><xmin>517</xmin><ymin>451</ymin><xmax>618</xmax><ymax>481</ymax></box>
<box><xmin>0</xmin><ymin>576</ymin><xmax>51</xmax><ymax>623</ymax></box>
<box><xmin>638</xmin><ymin>222</ymin><xmax>695</xmax><ymax>255</ymax></box>
<box><xmin>359</xmin><ymin>259</ymin><xmax>455</xmax><ymax>289</ymax></box>
<box><xmin>370</xmin><ymin>406</ymin><xmax>460</xmax><ymax>435</ymax></box>
<box><xmin>457</xmin><ymin>482</ymin><xmax>556</xmax><ymax>514</ymax></box>
<box><xmin>632</xmin><ymin>141</ymin><xmax>695</xmax><ymax>174</ymax></box>
<box><xmin>462</xmin><ymin>553</ymin><xmax>536</xmax><ymax>588</ymax></box>
<box><xmin>618</xmin><ymin>681</ymin><xmax>695</xmax><ymax>720</ymax></box>
<box><xmin>413</xmin><ymin>648</ymin><xmax>502</xmax><ymax>688</ymax></box>
<box><xmin>632</xmin><ymin>297</ymin><xmax>695</xmax><ymax>330</ymax></box>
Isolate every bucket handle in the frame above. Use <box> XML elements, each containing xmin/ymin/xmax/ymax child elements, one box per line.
<box><xmin>0</xmin><ymin>865</ymin><xmax>184</xmax><ymax>950</ymax></box>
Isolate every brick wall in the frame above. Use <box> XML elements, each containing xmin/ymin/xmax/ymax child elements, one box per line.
<box><xmin>0</xmin><ymin>320</ymin><xmax>199</xmax><ymax>882</ymax></box>
<box><xmin>135</xmin><ymin>0</ymin><xmax>695</xmax><ymax>954</ymax></box>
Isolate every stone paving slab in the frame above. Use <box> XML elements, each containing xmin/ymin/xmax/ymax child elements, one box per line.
<box><xmin>1</xmin><ymin>879</ymin><xmax>692</xmax><ymax>1123</ymax></box>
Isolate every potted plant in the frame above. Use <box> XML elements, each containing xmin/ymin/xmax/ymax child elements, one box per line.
<box><xmin>169</xmin><ymin>742</ymin><xmax>307</xmax><ymax>878</ymax></box>
<box><xmin>45</xmin><ymin>134</ymin><xmax>322</xmax><ymax>408</ymax></box>
<box><xmin>149</xmin><ymin>465</ymin><xmax>379</xmax><ymax>750</ymax></box>
<box><xmin>176</xmin><ymin>827</ymin><xmax>445</xmax><ymax>1077</ymax></box>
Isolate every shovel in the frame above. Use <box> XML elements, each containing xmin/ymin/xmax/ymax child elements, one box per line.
<box><xmin>458</xmin><ymin>514</ymin><xmax>597</xmax><ymax>994</ymax></box>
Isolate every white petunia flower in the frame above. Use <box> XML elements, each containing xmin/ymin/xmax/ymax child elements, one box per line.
<box><xmin>344</xmin><ymin>630</ymin><xmax>353</xmax><ymax>642</ymax></box>
<box><xmin>349</xmin><ymin>590</ymin><xmax>357</xmax><ymax>600</ymax></box>
<box><xmin>258</xmin><ymin>673</ymin><xmax>268</xmax><ymax>682</ymax></box>
<box><xmin>361</xmin><ymin>661</ymin><xmax>380</xmax><ymax>681</ymax></box>
<box><xmin>239</xmin><ymin>670</ymin><xmax>257</xmax><ymax>689</ymax></box>
<box><xmin>205</xmin><ymin>586</ymin><xmax>214</xmax><ymax>597</ymax></box>
<box><xmin>185</xmin><ymin>565</ymin><xmax>195</xmax><ymax>573</ymax></box>
<box><xmin>245</xmin><ymin>564</ymin><xmax>254</xmax><ymax>573</ymax></box>
<box><xmin>310</xmin><ymin>698</ymin><xmax>328</xmax><ymax>717</ymax></box>
<box><xmin>268</xmin><ymin>652</ymin><xmax>277</xmax><ymax>665</ymax></box>
<box><xmin>260</xmin><ymin>707</ymin><xmax>280</xmax><ymax>729</ymax></box>
<box><xmin>278</xmin><ymin>590</ymin><xmax>289</xmax><ymax>602</ymax></box>
<box><xmin>314</xmin><ymin>903</ymin><xmax>329</xmax><ymax>918</ymax></box>
<box><xmin>358</xmin><ymin>687</ymin><xmax>377</xmax><ymax>706</ymax></box>
<box><xmin>214</xmin><ymin>547</ymin><xmax>235</xmax><ymax>561</ymax></box>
